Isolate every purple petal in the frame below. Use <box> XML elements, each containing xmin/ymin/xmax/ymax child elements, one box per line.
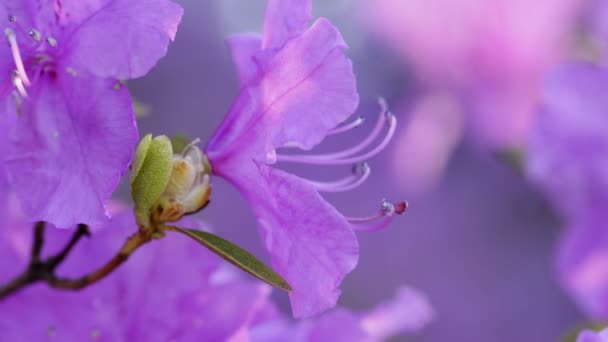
<box><xmin>526</xmin><ymin>62</ymin><xmax>608</xmax><ymax>220</ymax></box>
<box><xmin>250</xmin><ymin>285</ymin><xmax>432</xmax><ymax>341</ymax></box>
<box><xmin>227</xmin><ymin>33</ymin><xmax>263</xmax><ymax>85</ymax></box>
<box><xmin>262</xmin><ymin>0</ymin><xmax>312</xmax><ymax>49</ymax></box>
<box><xmin>207</xmin><ymin>18</ymin><xmax>358</xmax><ymax>161</ymax></box>
<box><xmin>576</xmin><ymin>329</ymin><xmax>608</xmax><ymax>342</ymax></box>
<box><xmin>217</xmin><ymin>161</ymin><xmax>358</xmax><ymax>318</ymax></box>
<box><xmin>360</xmin><ymin>286</ymin><xmax>434</xmax><ymax>339</ymax></box>
<box><xmin>5</xmin><ymin>71</ymin><xmax>137</xmax><ymax>228</ymax></box>
<box><xmin>0</xmin><ymin>205</ymin><xmax>274</xmax><ymax>340</ymax></box>
<box><xmin>558</xmin><ymin>209</ymin><xmax>608</xmax><ymax>319</ymax></box>
<box><xmin>63</xmin><ymin>0</ymin><xmax>183</xmax><ymax>79</ymax></box>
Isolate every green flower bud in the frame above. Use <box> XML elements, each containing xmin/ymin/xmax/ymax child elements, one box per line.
<box><xmin>131</xmin><ymin>134</ymin><xmax>173</xmax><ymax>228</ymax></box>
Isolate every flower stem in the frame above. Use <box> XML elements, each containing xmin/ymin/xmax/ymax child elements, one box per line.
<box><xmin>0</xmin><ymin>223</ymin><xmax>153</xmax><ymax>300</ymax></box>
<box><xmin>30</xmin><ymin>221</ymin><xmax>46</xmax><ymax>263</ymax></box>
<box><xmin>45</xmin><ymin>230</ymin><xmax>151</xmax><ymax>290</ymax></box>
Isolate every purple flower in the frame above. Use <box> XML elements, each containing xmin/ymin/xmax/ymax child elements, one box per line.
<box><xmin>557</xmin><ymin>209</ymin><xmax>608</xmax><ymax>319</ymax></box>
<box><xmin>0</xmin><ymin>200</ymin><xmax>272</xmax><ymax>341</ymax></box>
<box><xmin>204</xmin><ymin>0</ymin><xmax>405</xmax><ymax>318</ymax></box>
<box><xmin>527</xmin><ymin>63</ymin><xmax>608</xmax><ymax>319</ymax></box>
<box><xmin>526</xmin><ymin>63</ymin><xmax>608</xmax><ymax>221</ymax></box>
<box><xmin>577</xmin><ymin>328</ymin><xmax>608</xmax><ymax>342</ymax></box>
<box><xmin>250</xmin><ymin>286</ymin><xmax>434</xmax><ymax>341</ymax></box>
<box><xmin>361</xmin><ymin>0</ymin><xmax>582</xmax><ymax>149</ymax></box>
<box><xmin>0</xmin><ymin>0</ymin><xmax>183</xmax><ymax>228</ymax></box>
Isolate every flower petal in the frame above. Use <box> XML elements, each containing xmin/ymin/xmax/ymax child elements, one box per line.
<box><xmin>527</xmin><ymin>62</ymin><xmax>608</xmax><ymax>221</ymax></box>
<box><xmin>5</xmin><ymin>71</ymin><xmax>137</xmax><ymax>228</ymax></box>
<box><xmin>227</xmin><ymin>33</ymin><xmax>262</xmax><ymax>85</ymax></box>
<box><xmin>558</xmin><ymin>209</ymin><xmax>608</xmax><ymax>319</ymax></box>
<box><xmin>217</xmin><ymin>161</ymin><xmax>358</xmax><ymax>318</ymax></box>
<box><xmin>63</xmin><ymin>0</ymin><xmax>183</xmax><ymax>79</ymax></box>
<box><xmin>262</xmin><ymin>0</ymin><xmax>312</xmax><ymax>49</ymax></box>
<box><xmin>0</xmin><ymin>206</ymin><xmax>273</xmax><ymax>340</ymax></box>
<box><xmin>206</xmin><ymin>18</ymin><xmax>358</xmax><ymax>161</ymax></box>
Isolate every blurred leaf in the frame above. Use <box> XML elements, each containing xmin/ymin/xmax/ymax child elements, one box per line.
<box><xmin>165</xmin><ymin>225</ymin><xmax>292</xmax><ymax>292</ymax></box>
<box><xmin>133</xmin><ymin>99</ymin><xmax>151</xmax><ymax>118</ymax></box>
<box><xmin>495</xmin><ymin>147</ymin><xmax>525</xmax><ymax>173</ymax></box>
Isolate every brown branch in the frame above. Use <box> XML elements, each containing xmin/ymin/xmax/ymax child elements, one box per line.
<box><xmin>0</xmin><ymin>223</ymin><xmax>152</xmax><ymax>300</ymax></box>
<box><xmin>45</xmin><ymin>224</ymin><xmax>90</xmax><ymax>269</ymax></box>
<box><xmin>45</xmin><ymin>230</ymin><xmax>150</xmax><ymax>290</ymax></box>
<box><xmin>31</xmin><ymin>222</ymin><xmax>46</xmax><ymax>263</ymax></box>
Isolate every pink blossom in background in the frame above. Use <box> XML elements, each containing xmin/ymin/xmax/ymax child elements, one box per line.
<box><xmin>361</xmin><ymin>0</ymin><xmax>583</xmax><ymax>149</ymax></box>
<box><xmin>528</xmin><ymin>62</ymin><xmax>608</xmax><ymax>320</ymax></box>
<box><xmin>391</xmin><ymin>93</ymin><xmax>464</xmax><ymax>195</ymax></box>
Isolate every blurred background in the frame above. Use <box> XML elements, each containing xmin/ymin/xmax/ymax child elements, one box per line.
<box><xmin>126</xmin><ymin>0</ymin><xmax>604</xmax><ymax>340</ymax></box>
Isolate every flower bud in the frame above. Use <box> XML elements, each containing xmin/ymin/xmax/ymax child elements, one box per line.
<box><xmin>151</xmin><ymin>141</ymin><xmax>211</xmax><ymax>223</ymax></box>
<box><xmin>131</xmin><ymin>135</ymin><xmax>212</xmax><ymax>228</ymax></box>
<box><xmin>131</xmin><ymin>134</ymin><xmax>174</xmax><ymax>228</ymax></box>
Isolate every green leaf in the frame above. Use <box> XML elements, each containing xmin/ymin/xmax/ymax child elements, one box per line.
<box><xmin>165</xmin><ymin>225</ymin><xmax>292</xmax><ymax>292</ymax></box>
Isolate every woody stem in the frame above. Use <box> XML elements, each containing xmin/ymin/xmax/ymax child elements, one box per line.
<box><xmin>0</xmin><ymin>223</ymin><xmax>153</xmax><ymax>300</ymax></box>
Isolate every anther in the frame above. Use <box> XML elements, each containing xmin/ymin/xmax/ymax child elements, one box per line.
<box><xmin>8</xmin><ymin>15</ymin><xmax>16</xmax><ymax>22</ymax></box>
<box><xmin>380</xmin><ymin>199</ymin><xmax>407</xmax><ymax>217</ymax></box>
<box><xmin>309</xmin><ymin>162</ymin><xmax>371</xmax><ymax>193</ymax></box>
<box><xmin>46</xmin><ymin>36</ymin><xmax>57</xmax><ymax>47</ymax></box>
<box><xmin>352</xmin><ymin>162</ymin><xmax>370</xmax><ymax>175</ymax></box>
<box><xmin>5</xmin><ymin>28</ymin><xmax>31</xmax><ymax>86</ymax></box>
<box><xmin>28</xmin><ymin>29</ymin><xmax>40</xmax><ymax>42</ymax></box>
<box><xmin>347</xmin><ymin>198</ymin><xmax>408</xmax><ymax>231</ymax></box>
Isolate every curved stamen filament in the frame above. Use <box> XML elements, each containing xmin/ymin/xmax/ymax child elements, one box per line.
<box><xmin>352</xmin><ymin>216</ymin><xmax>394</xmax><ymax>232</ymax></box>
<box><xmin>327</xmin><ymin>115</ymin><xmax>365</xmax><ymax>136</ymax></box>
<box><xmin>277</xmin><ymin>114</ymin><xmax>397</xmax><ymax>165</ymax></box>
<box><xmin>5</xmin><ymin>28</ymin><xmax>31</xmax><ymax>86</ymax></box>
<box><xmin>11</xmin><ymin>71</ymin><xmax>28</xmax><ymax>98</ymax></box>
<box><xmin>278</xmin><ymin>100</ymin><xmax>389</xmax><ymax>163</ymax></box>
<box><xmin>309</xmin><ymin>163</ymin><xmax>371</xmax><ymax>192</ymax></box>
<box><xmin>347</xmin><ymin>199</ymin><xmax>408</xmax><ymax>231</ymax></box>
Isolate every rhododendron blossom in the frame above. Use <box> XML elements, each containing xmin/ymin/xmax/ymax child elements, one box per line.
<box><xmin>203</xmin><ymin>0</ymin><xmax>406</xmax><ymax>318</ymax></box>
<box><xmin>0</xmin><ymin>0</ymin><xmax>183</xmax><ymax>228</ymax></box>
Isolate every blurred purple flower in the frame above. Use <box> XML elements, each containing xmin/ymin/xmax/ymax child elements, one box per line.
<box><xmin>577</xmin><ymin>328</ymin><xmax>608</xmax><ymax>342</ymax></box>
<box><xmin>527</xmin><ymin>63</ymin><xmax>608</xmax><ymax>319</ymax></box>
<box><xmin>205</xmin><ymin>0</ymin><xmax>405</xmax><ymax>318</ymax></box>
<box><xmin>558</xmin><ymin>209</ymin><xmax>608</xmax><ymax>319</ymax></box>
<box><xmin>362</xmin><ymin>0</ymin><xmax>582</xmax><ymax>149</ymax></box>
<box><xmin>0</xmin><ymin>0</ymin><xmax>183</xmax><ymax>228</ymax></box>
<box><xmin>0</xmin><ymin>195</ymin><xmax>431</xmax><ymax>340</ymax></box>
<box><xmin>0</xmin><ymin>200</ymin><xmax>272</xmax><ymax>341</ymax></box>
<box><xmin>527</xmin><ymin>62</ymin><xmax>608</xmax><ymax>221</ymax></box>
<box><xmin>250</xmin><ymin>286</ymin><xmax>434</xmax><ymax>341</ymax></box>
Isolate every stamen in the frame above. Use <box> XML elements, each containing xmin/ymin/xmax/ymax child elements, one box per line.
<box><xmin>28</xmin><ymin>29</ymin><xmax>40</xmax><ymax>42</ymax></box>
<box><xmin>276</xmin><ymin>113</ymin><xmax>397</xmax><ymax>165</ymax></box>
<box><xmin>309</xmin><ymin>162</ymin><xmax>371</xmax><ymax>192</ymax></box>
<box><xmin>181</xmin><ymin>138</ymin><xmax>201</xmax><ymax>155</ymax></box>
<box><xmin>279</xmin><ymin>99</ymin><xmax>389</xmax><ymax>162</ymax></box>
<box><xmin>12</xmin><ymin>91</ymin><xmax>23</xmax><ymax>116</ymax></box>
<box><xmin>46</xmin><ymin>36</ymin><xmax>57</xmax><ymax>47</ymax></box>
<box><xmin>347</xmin><ymin>199</ymin><xmax>408</xmax><ymax>231</ymax></box>
<box><xmin>5</xmin><ymin>28</ymin><xmax>31</xmax><ymax>86</ymax></box>
<box><xmin>11</xmin><ymin>71</ymin><xmax>28</xmax><ymax>97</ymax></box>
<box><xmin>327</xmin><ymin>115</ymin><xmax>365</xmax><ymax>136</ymax></box>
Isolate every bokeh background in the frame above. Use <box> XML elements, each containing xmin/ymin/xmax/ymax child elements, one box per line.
<box><xmin>125</xmin><ymin>0</ymin><xmax>602</xmax><ymax>340</ymax></box>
